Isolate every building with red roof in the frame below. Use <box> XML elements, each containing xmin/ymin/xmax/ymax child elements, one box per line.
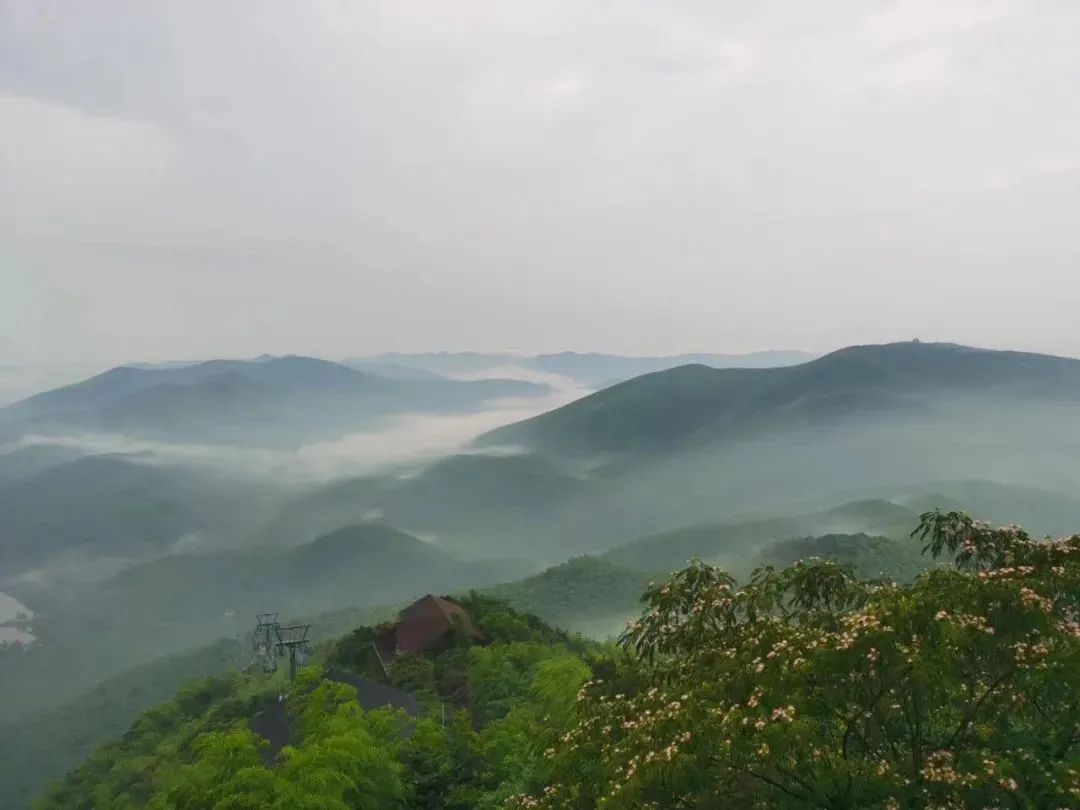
<box><xmin>374</xmin><ymin>594</ymin><xmax>485</xmax><ymax>670</ymax></box>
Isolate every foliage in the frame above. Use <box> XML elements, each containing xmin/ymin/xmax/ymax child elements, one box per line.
<box><xmin>38</xmin><ymin>674</ymin><xmax>269</xmax><ymax>809</ymax></box>
<box><xmin>484</xmin><ymin>556</ymin><xmax>653</xmax><ymax>636</ymax></box>
<box><xmin>40</xmin><ymin>512</ymin><xmax>1080</xmax><ymax>808</ymax></box>
<box><xmin>603</xmin><ymin>500</ymin><xmax>921</xmax><ymax>575</ymax></box>
<box><xmin>40</xmin><ymin>598</ymin><xmax>605</xmax><ymax>809</ymax></box>
<box><xmin>517</xmin><ymin>512</ymin><xmax>1080</xmax><ymax>808</ymax></box>
<box><xmin>759</xmin><ymin>533</ymin><xmax>929</xmax><ymax>583</ymax></box>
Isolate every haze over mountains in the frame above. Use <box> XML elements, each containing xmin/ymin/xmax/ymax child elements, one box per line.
<box><xmin>480</xmin><ymin>341</ymin><xmax>1080</xmax><ymax>458</ymax></box>
<box><xmin>0</xmin><ymin>355</ymin><xmax>551</xmax><ymax>447</ymax></box>
<box><xmin>364</xmin><ymin>349</ymin><xmax>815</xmax><ymax>386</ymax></box>
<box><xmin>6</xmin><ymin>340</ymin><xmax>1080</xmax><ymax>582</ymax></box>
<box><xmin>6</xmin><ymin>339</ymin><xmax>1080</xmax><ymax>807</ymax></box>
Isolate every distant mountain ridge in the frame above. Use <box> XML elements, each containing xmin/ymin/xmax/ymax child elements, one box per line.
<box><xmin>0</xmin><ymin>355</ymin><xmax>551</xmax><ymax>447</ymax></box>
<box><xmin>0</xmin><ymin>452</ymin><xmax>286</xmax><ymax>573</ymax></box>
<box><xmin>367</xmin><ymin>349</ymin><xmax>815</xmax><ymax>385</ymax></box>
<box><xmin>88</xmin><ymin>523</ymin><xmax>521</xmax><ymax>624</ymax></box>
<box><xmin>475</xmin><ymin>342</ymin><xmax>1080</xmax><ymax>458</ymax></box>
<box><xmin>602</xmin><ymin>499</ymin><xmax>921</xmax><ymax>572</ymax></box>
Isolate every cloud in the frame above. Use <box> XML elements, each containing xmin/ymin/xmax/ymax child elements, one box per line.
<box><xmin>4</xmin><ymin>377</ymin><xmax>587</xmax><ymax>482</ymax></box>
<box><xmin>2</xmin><ymin>1</ymin><xmax>1080</xmax><ymax>362</ymax></box>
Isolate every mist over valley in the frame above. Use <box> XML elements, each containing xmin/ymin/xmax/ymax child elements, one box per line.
<box><xmin>5</xmin><ymin>3</ymin><xmax>1080</xmax><ymax>806</ymax></box>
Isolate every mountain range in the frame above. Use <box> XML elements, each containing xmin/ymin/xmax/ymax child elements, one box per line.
<box><xmin>0</xmin><ymin>355</ymin><xmax>550</xmax><ymax>447</ymax></box>
<box><xmin>0</xmin><ymin>451</ymin><xmax>289</xmax><ymax>573</ymax></box>
<box><xmin>365</xmin><ymin>349</ymin><xmax>815</xmax><ymax>385</ymax></box>
<box><xmin>477</xmin><ymin>341</ymin><xmax>1080</xmax><ymax>458</ymax></box>
<box><xmin>8</xmin><ymin>338</ymin><xmax>1080</xmax><ymax>809</ymax></box>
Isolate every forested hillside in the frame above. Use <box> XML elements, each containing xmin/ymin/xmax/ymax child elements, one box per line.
<box><xmin>40</xmin><ymin>596</ymin><xmax>608</xmax><ymax>809</ymax></box>
<box><xmin>479</xmin><ymin>342</ymin><xmax>1080</xmax><ymax>459</ymax></box>
<box><xmin>39</xmin><ymin>511</ymin><xmax>1080</xmax><ymax>808</ymax></box>
<box><xmin>484</xmin><ymin>556</ymin><xmax>652</xmax><ymax>637</ymax></box>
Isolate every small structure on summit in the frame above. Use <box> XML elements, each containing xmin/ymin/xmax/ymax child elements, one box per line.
<box><xmin>374</xmin><ymin>594</ymin><xmax>485</xmax><ymax>670</ymax></box>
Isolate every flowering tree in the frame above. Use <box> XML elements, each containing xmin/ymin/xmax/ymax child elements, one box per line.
<box><xmin>516</xmin><ymin>512</ymin><xmax>1080</xmax><ymax>808</ymax></box>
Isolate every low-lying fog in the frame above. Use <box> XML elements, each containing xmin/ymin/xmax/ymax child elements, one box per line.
<box><xmin>3</xmin><ymin>367</ymin><xmax>589</xmax><ymax>483</ymax></box>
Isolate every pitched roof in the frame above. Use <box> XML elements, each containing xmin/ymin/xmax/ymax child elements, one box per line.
<box><xmin>394</xmin><ymin>594</ymin><xmax>484</xmax><ymax>655</ymax></box>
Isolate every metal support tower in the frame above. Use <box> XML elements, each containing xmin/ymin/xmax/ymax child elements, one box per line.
<box><xmin>253</xmin><ymin>613</ymin><xmax>281</xmax><ymax>673</ymax></box>
<box><xmin>275</xmin><ymin>623</ymin><xmax>312</xmax><ymax>682</ymax></box>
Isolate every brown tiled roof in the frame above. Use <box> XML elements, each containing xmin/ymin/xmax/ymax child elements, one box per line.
<box><xmin>393</xmin><ymin>595</ymin><xmax>484</xmax><ymax>656</ymax></box>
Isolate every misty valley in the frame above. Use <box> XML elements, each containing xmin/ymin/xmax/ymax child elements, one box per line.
<box><xmin>1</xmin><ymin>342</ymin><xmax>1079</xmax><ymax>807</ymax></box>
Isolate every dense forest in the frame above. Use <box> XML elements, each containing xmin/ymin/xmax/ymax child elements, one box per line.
<box><xmin>39</xmin><ymin>511</ymin><xmax>1080</xmax><ymax>808</ymax></box>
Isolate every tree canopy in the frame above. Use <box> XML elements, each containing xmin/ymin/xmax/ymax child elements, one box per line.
<box><xmin>39</xmin><ymin>512</ymin><xmax>1080</xmax><ymax>808</ymax></box>
<box><xmin>516</xmin><ymin>512</ymin><xmax>1080</xmax><ymax>808</ymax></box>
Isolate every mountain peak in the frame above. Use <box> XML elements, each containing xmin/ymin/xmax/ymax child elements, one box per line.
<box><xmin>477</xmin><ymin>341</ymin><xmax>1080</xmax><ymax>459</ymax></box>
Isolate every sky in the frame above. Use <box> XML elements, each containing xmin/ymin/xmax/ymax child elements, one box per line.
<box><xmin>2</xmin><ymin>0</ymin><xmax>1079</xmax><ymax>367</ymax></box>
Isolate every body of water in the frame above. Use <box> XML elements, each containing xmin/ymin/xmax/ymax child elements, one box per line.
<box><xmin>0</xmin><ymin>591</ymin><xmax>36</xmax><ymax>645</ymax></box>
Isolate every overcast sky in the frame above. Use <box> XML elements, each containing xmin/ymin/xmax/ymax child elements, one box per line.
<box><xmin>2</xmin><ymin>0</ymin><xmax>1079</xmax><ymax>366</ymax></box>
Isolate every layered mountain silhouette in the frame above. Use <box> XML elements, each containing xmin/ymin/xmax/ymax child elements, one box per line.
<box><xmin>367</xmin><ymin>349</ymin><xmax>814</xmax><ymax>386</ymax></box>
<box><xmin>0</xmin><ymin>453</ymin><xmax>287</xmax><ymax>572</ymax></box>
<box><xmin>476</xmin><ymin>342</ymin><xmax>1080</xmax><ymax>459</ymax></box>
<box><xmin>0</xmin><ymin>355</ymin><xmax>550</xmax><ymax>446</ymax></box>
<box><xmin>90</xmin><ymin>523</ymin><xmax>519</xmax><ymax>624</ymax></box>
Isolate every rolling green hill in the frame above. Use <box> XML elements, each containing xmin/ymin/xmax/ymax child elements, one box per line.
<box><xmin>603</xmin><ymin>499</ymin><xmax>921</xmax><ymax>574</ymax></box>
<box><xmin>82</xmin><ymin>523</ymin><xmax>528</xmax><ymax>629</ymax></box>
<box><xmin>259</xmin><ymin>453</ymin><xmax>596</xmax><ymax>559</ymax></box>
<box><xmin>0</xmin><ymin>598</ymin><xmax>405</xmax><ymax>810</ymax></box>
<box><xmin>0</xmin><ymin>453</ymin><xmax>289</xmax><ymax>572</ymax></box>
<box><xmin>34</xmin><ymin>510</ymin><xmax>1080</xmax><ymax>809</ymax></box>
<box><xmin>36</xmin><ymin>596</ymin><xmax>602</xmax><ymax>810</ymax></box>
<box><xmin>892</xmin><ymin>480</ymin><xmax>1080</xmax><ymax>539</ymax></box>
<box><xmin>757</xmin><ymin>532</ymin><xmax>929</xmax><ymax>582</ymax></box>
<box><xmin>450</xmin><ymin>342</ymin><xmax>1080</xmax><ymax>550</ymax></box>
<box><xmin>485</xmin><ymin>555</ymin><xmax>651</xmax><ymax>637</ymax></box>
<box><xmin>1</xmin><ymin>552</ymin><xmax>645</xmax><ymax>809</ymax></box>
<box><xmin>477</xmin><ymin>342</ymin><xmax>1080</xmax><ymax>459</ymax></box>
<box><xmin>0</xmin><ymin>523</ymin><xmax>526</xmax><ymax>733</ymax></box>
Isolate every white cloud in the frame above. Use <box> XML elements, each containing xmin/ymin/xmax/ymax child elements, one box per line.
<box><xmin>3</xmin><ymin>374</ymin><xmax>586</xmax><ymax>481</ymax></box>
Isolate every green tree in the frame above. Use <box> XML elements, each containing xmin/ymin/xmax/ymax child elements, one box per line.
<box><xmin>520</xmin><ymin>512</ymin><xmax>1080</xmax><ymax>808</ymax></box>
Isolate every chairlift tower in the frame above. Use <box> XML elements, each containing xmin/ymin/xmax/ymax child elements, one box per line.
<box><xmin>275</xmin><ymin>623</ymin><xmax>313</xmax><ymax>682</ymax></box>
<box><xmin>253</xmin><ymin>613</ymin><xmax>281</xmax><ymax>673</ymax></box>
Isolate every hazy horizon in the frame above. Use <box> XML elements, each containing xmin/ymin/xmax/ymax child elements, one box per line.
<box><xmin>4</xmin><ymin>1</ymin><xmax>1080</xmax><ymax>367</ymax></box>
